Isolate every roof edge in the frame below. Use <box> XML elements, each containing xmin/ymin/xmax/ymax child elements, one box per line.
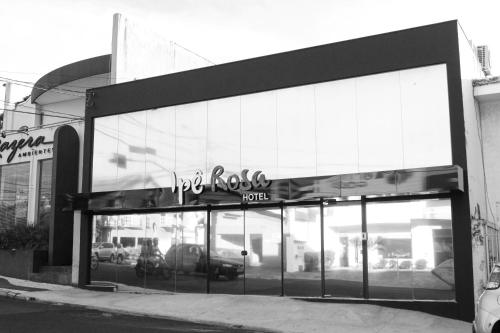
<box><xmin>32</xmin><ymin>54</ymin><xmax>111</xmax><ymax>103</ymax></box>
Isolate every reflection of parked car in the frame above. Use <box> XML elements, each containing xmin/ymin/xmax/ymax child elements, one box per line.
<box><xmin>398</xmin><ymin>260</ymin><xmax>412</xmax><ymax>270</ymax></box>
<box><xmin>164</xmin><ymin>243</ymin><xmax>244</xmax><ymax>280</ymax></box>
<box><xmin>303</xmin><ymin>251</ymin><xmax>335</xmax><ymax>272</ymax></box>
<box><xmin>474</xmin><ymin>263</ymin><xmax>500</xmax><ymax>333</ymax></box>
<box><xmin>92</xmin><ymin>242</ymin><xmax>128</xmax><ymax>263</ymax></box>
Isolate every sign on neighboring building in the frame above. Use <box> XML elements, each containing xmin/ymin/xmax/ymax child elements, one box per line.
<box><xmin>0</xmin><ymin>127</ymin><xmax>55</xmax><ymax>165</ymax></box>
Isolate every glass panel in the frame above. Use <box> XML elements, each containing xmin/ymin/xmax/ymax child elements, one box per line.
<box><xmin>92</xmin><ymin>116</ymin><xmax>119</xmax><ymax>191</ymax></box>
<box><xmin>412</xmin><ymin>199</ymin><xmax>454</xmax><ymax>300</ymax></box>
<box><xmin>210</xmin><ymin>210</ymin><xmax>245</xmax><ymax>294</ymax></box>
<box><xmin>142</xmin><ymin>213</ymin><xmax>155</xmax><ymax>290</ymax></box>
<box><xmin>241</xmin><ymin>91</ymin><xmax>278</xmax><ymax>179</ymax></box>
<box><xmin>90</xmin><ymin>216</ymin><xmax>119</xmax><ymax>286</ymax></box>
<box><xmin>116</xmin><ymin>111</ymin><xmax>147</xmax><ymax>190</ymax></box>
<box><xmin>174</xmin><ymin>211</ymin><xmax>207</xmax><ymax>293</ymax></box>
<box><xmin>175</xmin><ymin>102</ymin><xmax>207</xmax><ymax>179</ymax></box>
<box><xmin>245</xmin><ymin>208</ymin><xmax>282</xmax><ymax>295</ymax></box>
<box><xmin>283</xmin><ymin>205</ymin><xmax>321</xmax><ymax>296</ymax></box>
<box><xmin>400</xmin><ymin>64</ymin><xmax>452</xmax><ymax>168</ymax></box>
<box><xmin>315</xmin><ymin>79</ymin><xmax>359</xmax><ymax>175</ymax></box>
<box><xmin>14</xmin><ymin>163</ymin><xmax>29</xmax><ymax>225</ymax></box>
<box><xmin>37</xmin><ymin>159</ymin><xmax>52</xmax><ymax>226</ymax></box>
<box><xmin>120</xmin><ymin>215</ymin><xmax>148</xmax><ymax>289</ymax></box>
<box><xmin>145</xmin><ymin>107</ymin><xmax>175</xmax><ymax>188</ymax></box>
<box><xmin>276</xmin><ymin>85</ymin><xmax>316</xmax><ymax>178</ymax></box>
<box><xmin>356</xmin><ymin>72</ymin><xmax>403</xmax><ymax>172</ymax></box>
<box><xmin>0</xmin><ymin>165</ymin><xmax>15</xmax><ymax>227</ymax></box>
<box><xmin>367</xmin><ymin>198</ymin><xmax>454</xmax><ymax>300</ymax></box>
<box><xmin>0</xmin><ymin>163</ymin><xmax>30</xmax><ymax>227</ymax></box>
<box><xmin>207</xmin><ymin>97</ymin><xmax>241</xmax><ymax>175</ymax></box>
<box><xmin>324</xmin><ymin>202</ymin><xmax>363</xmax><ymax>298</ymax></box>
<box><xmin>367</xmin><ymin>201</ymin><xmax>412</xmax><ymax>299</ymax></box>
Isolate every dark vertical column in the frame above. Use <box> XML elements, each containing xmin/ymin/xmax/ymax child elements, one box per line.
<box><xmin>78</xmin><ymin>108</ymin><xmax>94</xmax><ymax>286</ymax></box>
<box><xmin>361</xmin><ymin>196</ymin><xmax>369</xmax><ymax>299</ymax></box>
<box><xmin>280</xmin><ymin>201</ymin><xmax>284</xmax><ymax>297</ymax></box>
<box><xmin>78</xmin><ymin>212</ymin><xmax>92</xmax><ymax>287</ymax></box>
<box><xmin>49</xmin><ymin>125</ymin><xmax>79</xmax><ymax>266</ymax></box>
<box><xmin>206</xmin><ymin>205</ymin><xmax>211</xmax><ymax>294</ymax></box>
<box><xmin>320</xmin><ymin>199</ymin><xmax>325</xmax><ymax>297</ymax></box>
<box><xmin>446</xmin><ymin>26</ymin><xmax>475</xmax><ymax>321</ymax></box>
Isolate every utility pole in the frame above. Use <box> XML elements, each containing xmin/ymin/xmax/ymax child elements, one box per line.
<box><xmin>2</xmin><ymin>81</ymin><xmax>11</xmax><ymax>130</ymax></box>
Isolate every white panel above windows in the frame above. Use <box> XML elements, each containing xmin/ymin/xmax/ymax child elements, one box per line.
<box><xmin>91</xmin><ymin>64</ymin><xmax>451</xmax><ymax>192</ymax></box>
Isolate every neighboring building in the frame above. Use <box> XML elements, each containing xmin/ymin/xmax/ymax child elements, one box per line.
<box><xmin>64</xmin><ymin>20</ymin><xmax>491</xmax><ymax>322</ymax></box>
<box><xmin>0</xmin><ymin>13</ymin><xmax>213</xmax><ymax>276</ymax></box>
<box><xmin>473</xmin><ymin>76</ymin><xmax>500</xmax><ymax>280</ymax></box>
<box><xmin>0</xmin><ymin>55</ymin><xmax>111</xmax><ymax>267</ymax></box>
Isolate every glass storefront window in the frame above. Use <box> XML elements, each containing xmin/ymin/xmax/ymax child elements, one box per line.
<box><xmin>89</xmin><ymin>197</ymin><xmax>454</xmax><ymax>301</ymax></box>
<box><xmin>38</xmin><ymin>159</ymin><xmax>52</xmax><ymax>226</ymax></box>
<box><xmin>0</xmin><ymin>162</ymin><xmax>30</xmax><ymax>227</ymax></box>
<box><xmin>91</xmin><ymin>212</ymin><xmax>206</xmax><ymax>293</ymax></box>
<box><xmin>366</xmin><ymin>198</ymin><xmax>454</xmax><ymax>300</ymax></box>
<box><xmin>171</xmin><ymin>211</ymin><xmax>207</xmax><ymax>293</ymax></box>
<box><xmin>324</xmin><ymin>202</ymin><xmax>363</xmax><ymax>298</ymax></box>
<box><xmin>283</xmin><ymin>206</ymin><xmax>322</xmax><ymax>296</ymax></box>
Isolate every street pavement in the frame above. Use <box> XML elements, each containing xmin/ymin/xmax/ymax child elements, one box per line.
<box><xmin>0</xmin><ymin>297</ymin><xmax>265</xmax><ymax>332</ymax></box>
<box><xmin>0</xmin><ymin>274</ymin><xmax>472</xmax><ymax>333</ymax></box>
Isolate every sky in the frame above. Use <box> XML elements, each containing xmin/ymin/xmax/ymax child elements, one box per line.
<box><xmin>0</xmin><ymin>0</ymin><xmax>499</xmax><ymax>103</ymax></box>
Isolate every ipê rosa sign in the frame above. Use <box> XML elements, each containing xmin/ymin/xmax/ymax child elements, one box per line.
<box><xmin>172</xmin><ymin>165</ymin><xmax>272</xmax><ymax>204</ymax></box>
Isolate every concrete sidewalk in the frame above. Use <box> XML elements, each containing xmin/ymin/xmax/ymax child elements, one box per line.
<box><xmin>0</xmin><ymin>275</ymin><xmax>471</xmax><ymax>333</ymax></box>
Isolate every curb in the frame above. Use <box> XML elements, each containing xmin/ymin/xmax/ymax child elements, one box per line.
<box><xmin>0</xmin><ymin>289</ymin><xmax>280</xmax><ymax>333</ymax></box>
<box><xmin>75</xmin><ymin>303</ymin><xmax>281</xmax><ymax>333</ymax></box>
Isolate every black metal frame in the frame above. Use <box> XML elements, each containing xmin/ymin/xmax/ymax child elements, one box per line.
<box><xmin>78</xmin><ymin>20</ymin><xmax>473</xmax><ymax>320</ymax></box>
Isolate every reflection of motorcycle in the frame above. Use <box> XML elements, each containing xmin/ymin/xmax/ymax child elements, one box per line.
<box><xmin>135</xmin><ymin>254</ymin><xmax>171</xmax><ymax>279</ymax></box>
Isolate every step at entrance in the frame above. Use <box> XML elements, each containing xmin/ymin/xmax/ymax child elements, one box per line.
<box><xmin>84</xmin><ymin>283</ymin><xmax>117</xmax><ymax>292</ymax></box>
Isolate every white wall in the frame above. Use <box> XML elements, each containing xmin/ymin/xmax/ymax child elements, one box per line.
<box><xmin>481</xmin><ymin>100</ymin><xmax>500</xmax><ymax>215</ymax></box>
<box><xmin>5</xmin><ymin>97</ymin><xmax>36</xmax><ymax>131</ymax></box>
<box><xmin>458</xmin><ymin>23</ymin><xmax>489</xmax><ymax>301</ymax></box>
<box><xmin>111</xmin><ymin>13</ymin><xmax>213</xmax><ymax>84</ymax></box>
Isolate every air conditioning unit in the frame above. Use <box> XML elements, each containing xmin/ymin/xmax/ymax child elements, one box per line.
<box><xmin>476</xmin><ymin>45</ymin><xmax>492</xmax><ymax>76</ymax></box>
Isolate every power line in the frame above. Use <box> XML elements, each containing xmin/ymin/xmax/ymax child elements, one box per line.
<box><xmin>0</xmin><ymin>118</ymin><xmax>83</xmax><ymax>138</ymax></box>
<box><xmin>0</xmin><ymin>99</ymin><xmax>82</xmax><ymax>119</ymax></box>
<box><xmin>0</xmin><ymin>77</ymin><xmax>85</xmax><ymax>97</ymax></box>
<box><xmin>6</xmin><ymin>118</ymin><xmax>83</xmax><ymax>135</ymax></box>
<box><xmin>0</xmin><ymin>108</ymin><xmax>82</xmax><ymax>120</ymax></box>
<box><xmin>1</xmin><ymin>76</ymin><xmax>86</xmax><ymax>95</ymax></box>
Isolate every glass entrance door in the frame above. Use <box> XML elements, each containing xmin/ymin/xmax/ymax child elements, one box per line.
<box><xmin>209</xmin><ymin>210</ymin><xmax>245</xmax><ymax>294</ymax></box>
<box><xmin>244</xmin><ymin>208</ymin><xmax>282</xmax><ymax>295</ymax></box>
<box><xmin>209</xmin><ymin>208</ymin><xmax>283</xmax><ymax>295</ymax></box>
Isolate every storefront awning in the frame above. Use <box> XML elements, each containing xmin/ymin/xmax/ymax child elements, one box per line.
<box><xmin>62</xmin><ymin>165</ymin><xmax>463</xmax><ymax>212</ymax></box>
